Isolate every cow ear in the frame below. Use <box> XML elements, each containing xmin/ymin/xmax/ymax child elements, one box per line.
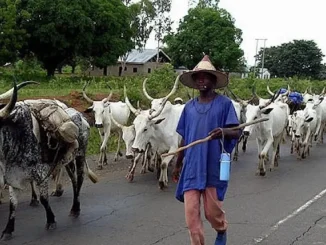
<box><xmin>261</xmin><ymin>107</ymin><xmax>274</xmax><ymax>114</ymax></box>
<box><xmin>154</xmin><ymin>118</ymin><xmax>165</xmax><ymax>125</ymax></box>
<box><xmin>305</xmin><ymin>117</ymin><xmax>313</xmax><ymax>122</ymax></box>
<box><xmin>84</xmin><ymin>107</ymin><xmax>93</xmax><ymax>113</ymax></box>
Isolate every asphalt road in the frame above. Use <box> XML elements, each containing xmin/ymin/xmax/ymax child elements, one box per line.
<box><xmin>1</xmin><ymin>136</ymin><xmax>326</xmax><ymax>245</ymax></box>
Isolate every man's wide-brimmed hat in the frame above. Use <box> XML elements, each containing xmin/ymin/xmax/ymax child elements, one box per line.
<box><xmin>179</xmin><ymin>55</ymin><xmax>228</xmax><ymax>89</ymax></box>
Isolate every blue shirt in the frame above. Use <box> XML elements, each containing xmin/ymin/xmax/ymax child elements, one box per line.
<box><xmin>175</xmin><ymin>94</ymin><xmax>239</xmax><ymax>202</ymax></box>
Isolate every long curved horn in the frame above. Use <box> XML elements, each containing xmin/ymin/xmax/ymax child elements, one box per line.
<box><xmin>227</xmin><ymin>87</ymin><xmax>245</xmax><ymax>104</ymax></box>
<box><xmin>0</xmin><ymin>81</ymin><xmax>39</xmax><ymax>100</ymax></box>
<box><xmin>164</xmin><ymin>74</ymin><xmax>180</xmax><ymax>101</ymax></box>
<box><xmin>102</xmin><ymin>92</ymin><xmax>113</xmax><ymax>103</ymax></box>
<box><xmin>137</xmin><ymin>100</ymin><xmax>140</xmax><ymax>109</ymax></box>
<box><xmin>82</xmin><ymin>81</ymin><xmax>94</xmax><ymax>104</ymax></box>
<box><xmin>251</xmin><ymin>85</ymin><xmax>261</xmax><ymax>99</ymax></box>
<box><xmin>142</xmin><ymin>78</ymin><xmax>154</xmax><ymax>101</ymax></box>
<box><xmin>304</xmin><ymin>87</ymin><xmax>308</xmax><ymax>95</ymax></box>
<box><xmin>266</xmin><ymin>84</ymin><xmax>274</xmax><ymax>96</ymax></box>
<box><xmin>309</xmin><ymin>86</ymin><xmax>312</xmax><ymax>94</ymax></box>
<box><xmin>124</xmin><ymin>85</ymin><xmax>139</xmax><ymax>115</ymax></box>
<box><xmin>0</xmin><ymin>80</ymin><xmax>18</xmax><ymax>119</ymax></box>
<box><xmin>110</xmin><ymin>114</ymin><xmax>124</xmax><ymax>129</ymax></box>
<box><xmin>321</xmin><ymin>87</ymin><xmax>325</xmax><ymax>95</ymax></box>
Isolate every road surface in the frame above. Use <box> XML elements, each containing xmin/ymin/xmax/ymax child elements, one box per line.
<box><xmin>1</xmin><ymin>137</ymin><xmax>326</xmax><ymax>245</ymax></box>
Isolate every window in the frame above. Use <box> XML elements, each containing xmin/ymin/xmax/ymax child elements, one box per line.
<box><xmin>148</xmin><ymin>68</ymin><xmax>151</xmax><ymax>73</ymax></box>
<box><xmin>133</xmin><ymin>67</ymin><xmax>138</xmax><ymax>73</ymax></box>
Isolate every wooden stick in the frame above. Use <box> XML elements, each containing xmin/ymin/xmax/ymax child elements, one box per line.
<box><xmin>161</xmin><ymin>117</ymin><xmax>269</xmax><ymax>158</ymax></box>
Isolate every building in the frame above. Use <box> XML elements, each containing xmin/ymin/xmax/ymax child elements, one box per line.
<box><xmin>258</xmin><ymin>68</ymin><xmax>271</xmax><ymax>79</ymax></box>
<box><xmin>87</xmin><ymin>49</ymin><xmax>171</xmax><ymax>76</ymax></box>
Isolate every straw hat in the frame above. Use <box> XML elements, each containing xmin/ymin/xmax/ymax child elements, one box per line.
<box><xmin>179</xmin><ymin>55</ymin><xmax>228</xmax><ymax>89</ymax></box>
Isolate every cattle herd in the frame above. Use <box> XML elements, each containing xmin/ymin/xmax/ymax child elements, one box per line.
<box><xmin>0</xmin><ymin>77</ymin><xmax>325</xmax><ymax>241</ymax></box>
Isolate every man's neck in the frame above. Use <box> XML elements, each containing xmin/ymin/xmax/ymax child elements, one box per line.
<box><xmin>199</xmin><ymin>90</ymin><xmax>216</xmax><ymax>103</ymax></box>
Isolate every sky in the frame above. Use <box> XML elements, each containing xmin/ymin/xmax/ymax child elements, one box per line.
<box><xmin>145</xmin><ymin>0</ymin><xmax>326</xmax><ymax>66</ymax></box>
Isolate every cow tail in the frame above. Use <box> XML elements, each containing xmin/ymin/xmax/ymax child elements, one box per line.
<box><xmin>85</xmin><ymin>161</ymin><xmax>99</xmax><ymax>183</ymax></box>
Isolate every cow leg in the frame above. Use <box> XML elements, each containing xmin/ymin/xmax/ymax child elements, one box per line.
<box><xmin>30</xmin><ymin>181</ymin><xmax>39</xmax><ymax>207</ymax></box>
<box><xmin>98</xmin><ymin>131</ymin><xmax>110</xmax><ymax>169</ymax></box>
<box><xmin>242</xmin><ymin>136</ymin><xmax>248</xmax><ymax>152</ymax></box>
<box><xmin>51</xmin><ymin>167</ymin><xmax>64</xmax><ymax>197</ymax></box>
<box><xmin>317</xmin><ymin>122</ymin><xmax>325</xmax><ymax>144</ymax></box>
<box><xmin>114</xmin><ymin>131</ymin><xmax>123</xmax><ymax>162</ymax></box>
<box><xmin>1</xmin><ymin>186</ymin><xmax>18</xmax><ymax>240</ymax></box>
<box><xmin>141</xmin><ymin>144</ymin><xmax>150</xmax><ymax>174</ymax></box>
<box><xmin>314</xmin><ymin>119</ymin><xmax>321</xmax><ymax>142</ymax></box>
<box><xmin>233</xmin><ymin>140</ymin><xmax>239</xmax><ymax>161</ymax></box>
<box><xmin>38</xmin><ymin>181</ymin><xmax>56</xmax><ymax>230</ymax></box>
<box><xmin>259</xmin><ymin>137</ymin><xmax>273</xmax><ymax>176</ymax></box>
<box><xmin>156</xmin><ymin>156</ymin><xmax>162</xmax><ymax>180</ymax></box>
<box><xmin>256</xmin><ymin>139</ymin><xmax>264</xmax><ymax>176</ymax></box>
<box><xmin>158</xmin><ymin>155</ymin><xmax>173</xmax><ymax>189</ymax></box>
<box><xmin>0</xmin><ymin>190</ymin><xmax>3</xmax><ymax>204</ymax></box>
<box><xmin>65</xmin><ymin>159</ymin><xmax>82</xmax><ymax>217</ymax></box>
<box><xmin>126</xmin><ymin>153</ymin><xmax>142</xmax><ymax>182</ymax></box>
<box><xmin>271</xmin><ymin>136</ymin><xmax>282</xmax><ymax>170</ymax></box>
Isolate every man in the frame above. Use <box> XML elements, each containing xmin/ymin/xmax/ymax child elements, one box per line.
<box><xmin>172</xmin><ymin>55</ymin><xmax>241</xmax><ymax>245</ymax></box>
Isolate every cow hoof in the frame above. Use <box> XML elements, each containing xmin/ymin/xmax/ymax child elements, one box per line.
<box><xmin>118</xmin><ymin>151</ymin><xmax>123</xmax><ymax>157</ymax></box>
<box><xmin>97</xmin><ymin>165</ymin><xmax>103</xmax><ymax>170</ymax></box>
<box><xmin>45</xmin><ymin>222</ymin><xmax>57</xmax><ymax>230</ymax></box>
<box><xmin>69</xmin><ymin>210</ymin><xmax>80</xmax><ymax>218</ymax></box>
<box><xmin>158</xmin><ymin>181</ymin><xmax>166</xmax><ymax>190</ymax></box>
<box><xmin>51</xmin><ymin>189</ymin><xmax>64</xmax><ymax>197</ymax></box>
<box><xmin>30</xmin><ymin>199</ymin><xmax>40</xmax><ymax>207</ymax></box>
<box><xmin>125</xmin><ymin>173</ymin><xmax>134</xmax><ymax>182</ymax></box>
<box><xmin>259</xmin><ymin>171</ymin><xmax>266</xmax><ymax>176</ymax></box>
<box><xmin>1</xmin><ymin>233</ymin><xmax>12</xmax><ymax>241</ymax></box>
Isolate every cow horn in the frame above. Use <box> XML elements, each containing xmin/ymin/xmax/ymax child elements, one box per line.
<box><xmin>227</xmin><ymin>87</ymin><xmax>245</xmax><ymax>104</ymax></box>
<box><xmin>309</xmin><ymin>86</ymin><xmax>312</xmax><ymax>94</ymax></box>
<box><xmin>0</xmin><ymin>80</ymin><xmax>18</xmax><ymax>119</ymax></box>
<box><xmin>142</xmin><ymin>78</ymin><xmax>154</xmax><ymax>101</ymax></box>
<box><xmin>137</xmin><ymin>100</ymin><xmax>140</xmax><ymax>109</ymax></box>
<box><xmin>110</xmin><ymin>114</ymin><xmax>124</xmax><ymax>129</ymax></box>
<box><xmin>321</xmin><ymin>87</ymin><xmax>325</xmax><ymax>95</ymax></box>
<box><xmin>124</xmin><ymin>85</ymin><xmax>139</xmax><ymax>115</ymax></box>
<box><xmin>0</xmin><ymin>81</ymin><xmax>39</xmax><ymax>100</ymax></box>
<box><xmin>251</xmin><ymin>85</ymin><xmax>260</xmax><ymax>99</ymax></box>
<box><xmin>304</xmin><ymin>87</ymin><xmax>308</xmax><ymax>95</ymax></box>
<box><xmin>82</xmin><ymin>81</ymin><xmax>94</xmax><ymax>104</ymax></box>
<box><xmin>102</xmin><ymin>92</ymin><xmax>113</xmax><ymax>103</ymax></box>
<box><xmin>266</xmin><ymin>84</ymin><xmax>274</xmax><ymax>96</ymax></box>
<box><xmin>164</xmin><ymin>74</ymin><xmax>180</xmax><ymax>101</ymax></box>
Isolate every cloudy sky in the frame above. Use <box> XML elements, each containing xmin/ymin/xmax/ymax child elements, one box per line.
<box><xmin>145</xmin><ymin>0</ymin><xmax>326</xmax><ymax>66</ymax></box>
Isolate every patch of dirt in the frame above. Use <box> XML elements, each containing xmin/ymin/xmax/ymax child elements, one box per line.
<box><xmin>16</xmin><ymin>91</ymin><xmax>121</xmax><ymax>125</ymax></box>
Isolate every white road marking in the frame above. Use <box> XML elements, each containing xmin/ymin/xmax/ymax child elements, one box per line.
<box><xmin>246</xmin><ymin>188</ymin><xmax>326</xmax><ymax>244</ymax></box>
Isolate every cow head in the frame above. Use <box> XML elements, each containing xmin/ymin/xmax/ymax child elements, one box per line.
<box><xmin>143</xmin><ymin>76</ymin><xmax>180</xmax><ymax>112</ymax></box>
<box><xmin>110</xmin><ymin>114</ymin><xmax>136</xmax><ymax>159</ymax></box>
<box><xmin>82</xmin><ymin>82</ymin><xmax>112</xmax><ymax>128</ymax></box>
<box><xmin>293</xmin><ymin>110</ymin><xmax>313</xmax><ymax>138</ymax></box>
<box><xmin>126</xmin><ymin>76</ymin><xmax>180</xmax><ymax>152</ymax></box>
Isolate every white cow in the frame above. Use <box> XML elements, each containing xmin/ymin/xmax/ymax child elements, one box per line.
<box><xmin>82</xmin><ymin>83</ymin><xmax>130</xmax><ymax>169</ymax></box>
<box><xmin>243</xmin><ymin>94</ymin><xmax>288</xmax><ymax>176</ymax></box>
<box><xmin>127</xmin><ymin>76</ymin><xmax>183</xmax><ymax>189</ymax></box>
<box><xmin>292</xmin><ymin>106</ymin><xmax>317</xmax><ymax>159</ymax></box>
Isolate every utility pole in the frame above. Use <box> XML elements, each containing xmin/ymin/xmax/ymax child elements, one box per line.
<box><xmin>261</xmin><ymin>39</ymin><xmax>267</xmax><ymax>79</ymax></box>
<box><xmin>253</xmin><ymin>38</ymin><xmax>267</xmax><ymax>78</ymax></box>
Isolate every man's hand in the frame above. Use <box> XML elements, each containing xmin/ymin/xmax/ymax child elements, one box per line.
<box><xmin>208</xmin><ymin>128</ymin><xmax>223</xmax><ymax>139</ymax></box>
<box><xmin>209</xmin><ymin>127</ymin><xmax>241</xmax><ymax>140</ymax></box>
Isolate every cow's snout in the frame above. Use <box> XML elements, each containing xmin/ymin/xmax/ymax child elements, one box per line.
<box><xmin>95</xmin><ymin>124</ymin><xmax>103</xmax><ymax>128</ymax></box>
<box><xmin>243</xmin><ymin>131</ymin><xmax>250</xmax><ymax>136</ymax></box>
<box><xmin>132</xmin><ymin>147</ymin><xmax>145</xmax><ymax>153</ymax></box>
<box><xmin>295</xmin><ymin>135</ymin><xmax>300</xmax><ymax>138</ymax></box>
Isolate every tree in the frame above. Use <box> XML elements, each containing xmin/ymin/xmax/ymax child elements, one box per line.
<box><xmin>152</xmin><ymin>0</ymin><xmax>173</xmax><ymax>62</ymax></box>
<box><xmin>89</xmin><ymin>0</ymin><xmax>134</xmax><ymax>75</ymax></box>
<box><xmin>17</xmin><ymin>0</ymin><xmax>95</xmax><ymax>76</ymax></box>
<box><xmin>256</xmin><ymin>40</ymin><xmax>325</xmax><ymax>79</ymax></box>
<box><xmin>197</xmin><ymin>0</ymin><xmax>219</xmax><ymax>9</ymax></box>
<box><xmin>0</xmin><ymin>0</ymin><xmax>29</xmax><ymax>65</ymax></box>
<box><xmin>120</xmin><ymin>0</ymin><xmax>156</xmax><ymax>76</ymax></box>
<box><xmin>164</xmin><ymin>7</ymin><xmax>244</xmax><ymax>71</ymax></box>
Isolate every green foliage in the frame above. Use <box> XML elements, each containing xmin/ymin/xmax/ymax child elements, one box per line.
<box><xmin>0</xmin><ymin>0</ymin><xmax>29</xmax><ymax>65</ymax></box>
<box><xmin>164</xmin><ymin>7</ymin><xmax>244</xmax><ymax>71</ymax></box>
<box><xmin>197</xmin><ymin>0</ymin><xmax>219</xmax><ymax>9</ymax></box>
<box><xmin>256</xmin><ymin>40</ymin><xmax>325</xmax><ymax>79</ymax></box>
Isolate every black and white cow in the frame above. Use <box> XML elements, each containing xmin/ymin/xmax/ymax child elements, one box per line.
<box><xmin>0</xmin><ymin>82</ymin><xmax>98</xmax><ymax>240</ymax></box>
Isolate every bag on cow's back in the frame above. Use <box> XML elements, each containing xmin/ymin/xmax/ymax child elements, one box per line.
<box><xmin>25</xmin><ymin>100</ymin><xmax>79</xmax><ymax>144</ymax></box>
